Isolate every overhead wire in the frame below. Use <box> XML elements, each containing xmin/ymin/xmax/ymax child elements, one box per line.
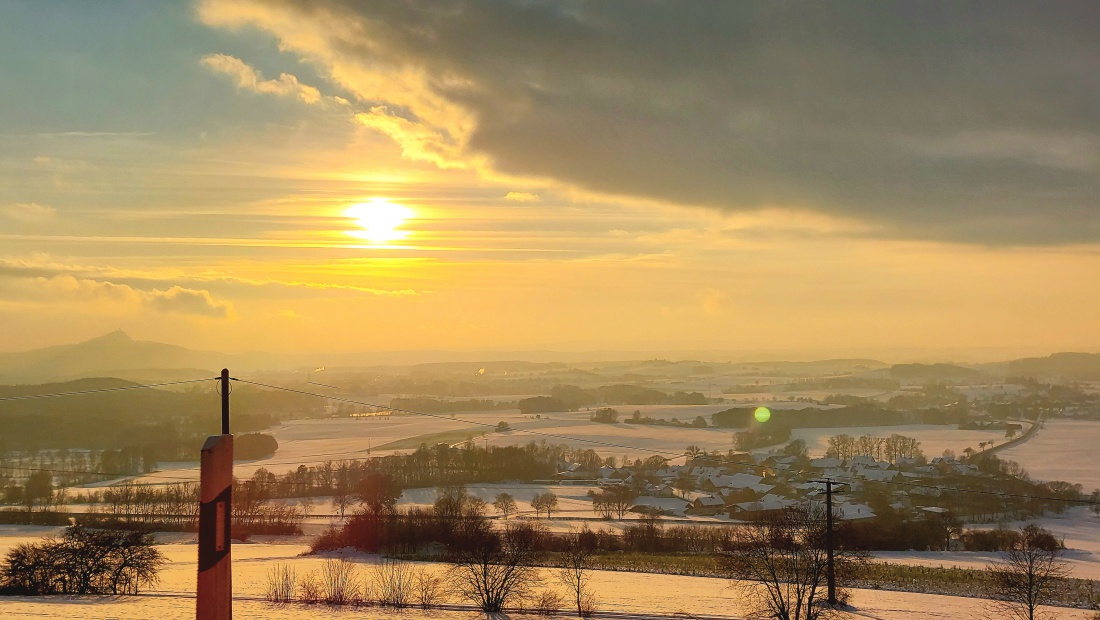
<box><xmin>0</xmin><ymin>377</ymin><xmax>216</xmax><ymax>402</ymax></box>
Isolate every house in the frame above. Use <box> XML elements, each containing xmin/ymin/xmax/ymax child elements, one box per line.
<box><xmin>649</xmin><ymin>483</ymin><xmax>679</xmax><ymax>499</ymax></box>
<box><xmin>728</xmin><ymin>497</ymin><xmax>798</xmax><ymax>520</ymax></box>
<box><xmin>810</xmin><ymin>457</ymin><xmax>843</xmax><ymax>470</ymax></box>
<box><xmin>698</xmin><ymin>472</ymin><xmax>764</xmax><ymax>492</ymax></box>
<box><xmin>721</xmin><ymin>486</ymin><xmax>763</xmax><ymax>505</ymax></box>
<box><xmin>855</xmin><ymin>467</ymin><xmax>898</xmax><ymax>482</ymax></box>
<box><xmin>686</xmin><ymin>494</ymin><xmax>727</xmax><ymax>516</ymax></box>
<box><xmin>835</xmin><ymin>502</ymin><xmax>876</xmax><ymax>520</ymax></box>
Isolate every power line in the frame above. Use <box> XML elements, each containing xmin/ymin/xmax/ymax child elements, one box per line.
<box><xmin>0</xmin><ymin>377</ymin><xmax>216</xmax><ymax>402</ymax></box>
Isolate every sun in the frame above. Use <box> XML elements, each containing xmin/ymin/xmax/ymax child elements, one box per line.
<box><xmin>345</xmin><ymin>198</ymin><xmax>414</xmax><ymax>244</ymax></box>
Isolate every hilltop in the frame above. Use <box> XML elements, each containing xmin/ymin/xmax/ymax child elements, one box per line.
<box><xmin>0</xmin><ymin>330</ymin><xmax>271</xmax><ymax>383</ymax></box>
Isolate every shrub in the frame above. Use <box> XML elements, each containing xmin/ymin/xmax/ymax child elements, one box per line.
<box><xmin>961</xmin><ymin>528</ymin><xmax>1022</xmax><ymax>552</ymax></box>
<box><xmin>414</xmin><ymin>568</ymin><xmax>446</xmax><ymax>608</ymax></box>
<box><xmin>579</xmin><ymin>593</ymin><xmax>598</xmax><ymax>618</ymax></box>
<box><xmin>235</xmin><ymin>433</ymin><xmax>279</xmax><ymax>460</ymax></box>
<box><xmin>533</xmin><ymin>589</ymin><xmax>563</xmax><ymax>615</ymax></box>
<box><xmin>371</xmin><ymin>557</ymin><xmax>414</xmax><ymax>607</ymax></box>
<box><xmin>0</xmin><ymin>525</ymin><xmax>164</xmax><ymax>595</ymax></box>
<box><xmin>298</xmin><ymin>569</ymin><xmax>321</xmax><ymax>603</ymax></box>
<box><xmin>320</xmin><ymin>559</ymin><xmax>360</xmax><ymax>605</ymax></box>
<box><xmin>264</xmin><ymin>563</ymin><xmax>296</xmax><ymax>604</ymax></box>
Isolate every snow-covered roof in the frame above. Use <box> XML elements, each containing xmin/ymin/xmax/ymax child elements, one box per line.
<box><xmin>700</xmin><ymin>473</ymin><xmax>764</xmax><ymax>489</ymax></box>
<box><xmin>857</xmin><ymin>468</ymin><xmax>899</xmax><ymax>482</ymax></box>
<box><xmin>836</xmin><ymin>503</ymin><xmax>876</xmax><ymax>520</ymax></box>
<box><xmin>731</xmin><ymin>498</ymin><xmax>798</xmax><ymax>513</ymax></box>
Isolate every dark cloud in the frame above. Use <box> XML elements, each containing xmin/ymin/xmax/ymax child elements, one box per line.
<box><xmin>228</xmin><ymin>0</ymin><xmax>1100</xmax><ymax>244</ymax></box>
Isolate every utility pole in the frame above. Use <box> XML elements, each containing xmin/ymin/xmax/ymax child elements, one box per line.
<box><xmin>825</xmin><ymin>478</ymin><xmax>836</xmax><ymax>606</ymax></box>
<box><xmin>220</xmin><ymin>368</ymin><xmax>230</xmax><ymax>435</ymax></box>
<box><xmin>199</xmin><ymin>368</ymin><xmax>234</xmax><ymax>620</ymax></box>
<box><xmin>812</xmin><ymin>478</ymin><xmax>847</xmax><ymax>606</ymax></box>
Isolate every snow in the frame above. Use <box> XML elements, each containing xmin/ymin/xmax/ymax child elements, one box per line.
<box><xmin>0</xmin><ymin>525</ymin><xmax>1095</xmax><ymax>619</ymax></box>
<box><xmin>481</xmin><ymin>414</ymin><xmax>738</xmax><ymax>461</ymax></box>
<box><xmin>997</xmin><ymin>419</ymin><xmax>1100</xmax><ymax>490</ymax></box>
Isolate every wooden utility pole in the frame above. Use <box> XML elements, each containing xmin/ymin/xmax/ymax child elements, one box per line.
<box><xmin>812</xmin><ymin>478</ymin><xmax>847</xmax><ymax>606</ymax></box>
<box><xmin>220</xmin><ymin>368</ymin><xmax>230</xmax><ymax>435</ymax></box>
<box><xmin>198</xmin><ymin>369</ymin><xmax>233</xmax><ymax>619</ymax></box>
<box><xmin>825</xmin><ymin>478</ymin><xmax>836</xmax><ymax>605</ymax></box>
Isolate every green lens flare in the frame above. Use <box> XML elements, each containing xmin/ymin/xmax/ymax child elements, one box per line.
<box><xmin>754</xmin><ymin>406</ymin><xmax>771</xmax><ymax>423</ymax></box>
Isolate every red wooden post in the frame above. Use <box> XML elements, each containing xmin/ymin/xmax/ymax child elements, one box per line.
<box><xmin>197</xmin><ymin>433</ymin><xmax>233</xmax><ymax>618</ymax></box>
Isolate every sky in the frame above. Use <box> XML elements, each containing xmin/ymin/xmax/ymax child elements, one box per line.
<box><xmin>1</xmin><ymin>1</ymin><xmax>1099</xmax><ymax>359</ymax></box>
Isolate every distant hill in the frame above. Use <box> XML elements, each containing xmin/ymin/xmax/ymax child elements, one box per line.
<box><xmin>1006</xmin><ymin>352</ymin><xmax>1100</xmax><ymax>381</ymax></box>
<box><xmin>889</xmin><ymin>363</ymin><xmax>980</xmax><ymax>381</ymax></box>
<box><xmin>0</xmin><ymin>330</ymin><xmax>274</xmax><ymax>383</ymax></box>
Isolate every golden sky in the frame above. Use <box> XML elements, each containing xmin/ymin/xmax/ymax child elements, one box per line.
<box><xmin>1</xmin><ymin>2</ymin><xmax>1099</xmax><ymax>359</ymax></box>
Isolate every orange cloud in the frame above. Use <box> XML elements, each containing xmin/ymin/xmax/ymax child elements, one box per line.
<box><xmin>201</xmin><ymin>53</ymin><xmax>321</xmax><ymax>104</ymax></box>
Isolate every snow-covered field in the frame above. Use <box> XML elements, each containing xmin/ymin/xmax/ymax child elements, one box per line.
<box><xmin>998</xmin><ymin>419</ymin><xmax>1100</xmax><ymax>491</ymax></box>
<box><xmin>1</xmin><ymin>525</ymin><xmax>1095</xmax><ymax>619</ymax></box>
<box><xmin>103</xmin><ymin>411</ymin><xmax>1019</xmax><ymax>494</ymax></box>
<box><xmin>483</xmin><ymin>414</ymin><xmax>737</xmax><ymax>461</ymax></box>
<box><xmin>131</xmin><ymin>412</ymin><xmax>535</xmax><ymax>484</ymax></box>
<box><xmin>123</xmin><ymin>408</ymin><xmax>741</xmax><ymax>487</ymax></box>
<box><xmin>874</xmin><ymin>506</ymin><xmax>1100</xmax><ymax>582</ymax></box>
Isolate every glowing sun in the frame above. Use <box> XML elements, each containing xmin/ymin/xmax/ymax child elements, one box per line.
<box><xmin>345</xmin><ymin>199</ymin><xmax>413</xmax><ymax>244</ymax></box>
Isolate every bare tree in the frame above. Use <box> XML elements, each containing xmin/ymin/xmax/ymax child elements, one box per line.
<box><xmin>494</xmin><ymin>492</ymin><xmax>517</xmax><ymax>518</ymax></box>
<box><xmin>448</xmin><ymin>522</ymin><xmax>543</xmax><ymax>612</ymax></box>
<box><xmin>531</xmin><ymin>492</ymin><xmax>558</xmax><ymax>519</ymax></box>
<box><xmin>985</xmin><ymin>524</ymin><xmax>1070</xmax><ymax>620</ymax></box>
<box><xmin>604</xmin><ymin>486</ymin><xmax>637</xmax><ymax>520</ymax></box>
<box><xmin>542</xmin><ymin>493</ymin><xmax>559</xmax><ymax>519</ymax></box>
<box><xmin>557</xmin><ymin>530</ymin><xmax>597</xmax><ymax>617</ymax></box>
<box><xmin>721</xmin><ymin>502</ymin><xmax>865</xmax><ymax>620</ymax></box>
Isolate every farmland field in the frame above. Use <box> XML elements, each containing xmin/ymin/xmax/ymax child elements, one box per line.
<box><xmin>997</xmin><ymin>419</ymin><xmax>1100</xmax><ymax>490</ymax></box>
<box><xmin>1</xmin><ymin>525</ymin><xmax>1096</xmax><ymax>619</ymax></box>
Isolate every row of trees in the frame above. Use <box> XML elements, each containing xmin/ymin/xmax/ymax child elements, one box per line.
<box><xmin>8</xmin><ymin>477</ymin><xmax>302</xmax><ymax>535</ymax></box>
<box><xmin>825</xmin><ymin>433</ymin><xmax>925</xmax><ymax>463</ymax></box>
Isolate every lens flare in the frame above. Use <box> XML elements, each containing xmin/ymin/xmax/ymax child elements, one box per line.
<box><xmin>754</xmin><ymin>406</ymin><xmax>771</xmax><ymax>423</ymax></box>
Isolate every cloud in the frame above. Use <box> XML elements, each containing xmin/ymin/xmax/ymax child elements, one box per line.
<box><xmin>505</xmin><ymin>192</ymin><xmax>540</xmax><ymax>203</ymax></box>
<box><xmin>201</xmin><ymin>53</ymin><xmax>322</xmax><ymax>104</ymax></box>
<box><xmin>0</xmin><ymin>257</ymin><xmax>421</xmax><ymax>297</ymax></box>
<box><xmin>146</xmin><ymin>285</ymin><xmax>235</xmax><ymax>318</ymax></box>
<box><xmin>198</xmin><ymin>0</ymin><xmax>1100</xmax><ymax>245</ymax></box>
<box><xmin>354</xmin><ymin>107</ymin><xmax>470</xmax><ymax>169</ymax></box>
<box><xmin>1</xmin><ymin>202</ymin><xmax>56</xmax><ymax>222</ymax></box>
<box><xmin>14</xmin><ymin>274</ymin><xmax>235</xmax><ymax>319</ymax></box>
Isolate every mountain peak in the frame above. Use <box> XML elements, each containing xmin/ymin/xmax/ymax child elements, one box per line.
<box><xmin>87</xmin><ymin>329</ymin><xmax>133</xmax><ymax>345</ymax></box>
